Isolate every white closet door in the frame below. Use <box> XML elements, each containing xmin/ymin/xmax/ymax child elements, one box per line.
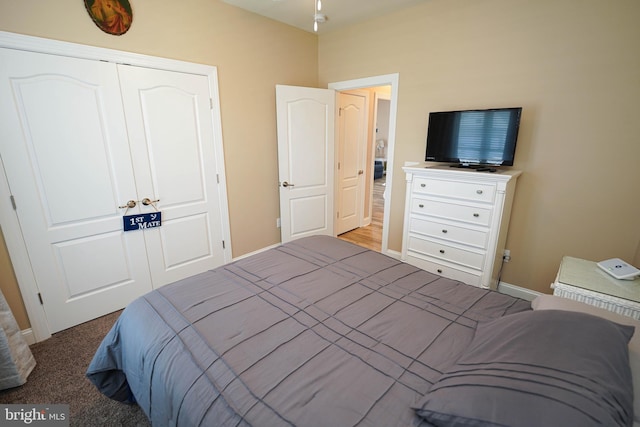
<box><xmin>0</xmin><ymin>48</ymin><xmax>152</xmax><ymax>332</ymax></box>
<box><xmin>117</xmin><ymin>65</ymin><xmax>227</xmax><ymax>286</ymax></box>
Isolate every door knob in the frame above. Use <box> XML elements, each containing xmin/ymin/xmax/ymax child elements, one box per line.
<box><xmin>119</xmin><ymin>200</ymin><xmax>137</xmax><ymax>209</ymax></box>
<box><xmin>282</xmin><ymin>181</ymin><xmax>295</xmax><ymax>188</ymax></box>
<box><xmin>358</xmin><ymin>170</ymin><xmax>364</xmax><ymax>175</ymax></box>
<box><xmin>142</xmin><ymin>198</ymin><xmax>160</xmax><ymax>206</ymax></box>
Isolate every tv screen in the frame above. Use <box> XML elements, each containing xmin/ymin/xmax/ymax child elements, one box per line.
<box><xmin>425</xmin><ymin>107</ymin><xmax>522</xmax><ymax>167</ymax></box>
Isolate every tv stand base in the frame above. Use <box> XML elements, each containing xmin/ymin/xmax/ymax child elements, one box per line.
<box><xmin>449</xmin><ymin>164</ymin><xmax>497</xmax><ymax>172</ymax></box>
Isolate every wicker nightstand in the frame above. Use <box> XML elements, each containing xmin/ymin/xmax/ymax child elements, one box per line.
<box><xmin>551</xmin><ymin>256</ymin><xmax>640</xmax><ymax>319</ymax></box>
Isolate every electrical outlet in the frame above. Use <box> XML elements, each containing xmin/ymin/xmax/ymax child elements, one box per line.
<box><xmin>503</xmin><ymin>249</ymin><xmax>511</xmax><ymax>263</ymax></box>
<box><xmin>276</xmin><ymin>218</ymin><xmax>281</xmax><ymax>228</ymax></box>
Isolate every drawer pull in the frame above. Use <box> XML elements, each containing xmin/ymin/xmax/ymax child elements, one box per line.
<box><xmin>473</xmin><ymin>213</ymin><xmax>480</xmax><ymax>217</ymax></box>
<box><xmin>421</xmin><ymin>183</ymin><xmax>426</xmax><ymax>188</ymax></box>
<box><xmin>476</xmin><ymin>189</ymin><xmax>483</xmax><ymax>195</ymax></box>
<box><xmin>439</xmin><ymin>249</ymin><xmax>445</xmax><ymax>254</ymax></box>
<box><xmin>441</xmin><ymin>229</ymin><xmax>448</xmax><ymax>234</ymax></box>
<box><xmin>437</xmin><ymin>269</ymin><xmax>443</xmax><ymax>274</ymax></box>
<box><xmin>418</xmin><ymin>204</ymin><xmax>424</xmax><ymax>208</ymax></box>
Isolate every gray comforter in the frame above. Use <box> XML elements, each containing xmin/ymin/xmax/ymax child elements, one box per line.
<box><xmin>87</xmin><ymin>236</ymin><xmax>530</xmax><ymax>426</ymax></box>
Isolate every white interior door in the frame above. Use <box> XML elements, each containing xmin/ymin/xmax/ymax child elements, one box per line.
<box><xmin>336</xmin><ymin>92</ymin><xmax>367</xmax><ymax>235</ymax></box>
<box><xmin>276</xmin><ymin>85</ymin><xmax>335</xmax><ymax>243</ymax></box>
<box><xmin>0</xmin><ymin>48</ymin><xmax>152</xmax><ymax>332</ymax></box>
<box><xmin>118</xmin><ymin>65</ymin><xmax>227</xmax><ymax>286</ymax></box>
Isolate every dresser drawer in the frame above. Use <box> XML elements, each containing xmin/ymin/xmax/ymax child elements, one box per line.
<box><xmin>412</xmin><ymin>177</ymin><xmax>496</xmax><ymax>203</ymax></box>
<box><xmin>409</xmin><ymin>217</ymin><xmax>488</xmax><ymax>249</ymax></box>
<box><xmin>408</xmin><ymin>236</ymin><xmax>484</xmax><ymax>270</ymax></box>
<box><xmin>404</xmin><ymin>254</ymin><xmax>482</xmax><ymax>287</ymax></box>
<box><xmin>411</xmin><ymin>198</ymin><xmax>492</xmax><ymax>226</ymax></box>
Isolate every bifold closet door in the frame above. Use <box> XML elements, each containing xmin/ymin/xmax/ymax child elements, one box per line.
<box><xmin>117</xmin><ymin>65</ymin><xmax>226</xmax><ymax>286</ymax></box>
<box><xmin>0</xmin><ymin>49</ymin><xmax>228</xmax><ymax>333</ymax></box>
<box><xmin>0</xmin><ymin>48</ymin><xmax>152</xmax><ymax>332</ymax></box>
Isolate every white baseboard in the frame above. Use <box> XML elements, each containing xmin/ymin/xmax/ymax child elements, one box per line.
<box><xmin>232</xmin><ymin>242</ymin><xmax>280</xmax><ymax>262</ymax></box>
<box><xmin>22</xmin><ymin>328</ymin><xmax>36</xmax><ymax>346</ymax></box>
<box><xmin>497</xmin><ymin>281</ymin><xmax>541</xmax><ymax>301</ymax></box>
<box><xmin>383</xmin><ymin>249</ymin><xmax>402</xmax><ymax>260</ymax></box>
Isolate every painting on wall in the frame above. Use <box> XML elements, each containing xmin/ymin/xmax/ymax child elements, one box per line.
<box><xmin>84</xmin><ymin>0</ymin><xmax>133</xmax><ymax>35</ymax></box>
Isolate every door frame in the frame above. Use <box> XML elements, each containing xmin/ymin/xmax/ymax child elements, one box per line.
<box><xmin>0</xmin><ymin>31</ymin><xmax>232</xmax><ymax>342</ymax></box>
<box><xmin>329</xmin><ymin>74</ymin><xmax>399</xmax><ymax>256</ymax></box>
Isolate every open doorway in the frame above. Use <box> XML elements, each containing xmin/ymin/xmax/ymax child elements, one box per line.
<box><xmin>337</xmin><ymin>88</ymin><xmax>390</xmax><ymax>252</ymax></box>
<box><xmin>329</xmin><ymin>74</ymin><xmax>398</xmax><ymax>256</ymax></box>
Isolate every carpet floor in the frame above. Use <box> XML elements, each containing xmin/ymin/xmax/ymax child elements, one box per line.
<box><xmin>0</xmin><ymin>311</ymin><xmax>150</xmax><ymax>427</ymax></box>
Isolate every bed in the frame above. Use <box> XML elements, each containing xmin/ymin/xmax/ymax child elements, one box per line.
<box><xmin>87</xmin><ymin>236</ymin><xmax>637</xmax><ymax>426</ymax></box>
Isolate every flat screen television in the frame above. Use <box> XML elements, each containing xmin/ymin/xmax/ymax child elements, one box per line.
<box><xmin>425</xmin><ymin>107</ymin><xmax>522</xmax><ymax>167</ymax></box>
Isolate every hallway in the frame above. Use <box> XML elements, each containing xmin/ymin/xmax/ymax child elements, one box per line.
<box><xmin>337</xmin><ymin>176</ymin><xmax>384</xmax><ymax>251</ymax></box>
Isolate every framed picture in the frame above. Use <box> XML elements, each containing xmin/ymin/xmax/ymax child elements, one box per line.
<box><xmin>84</xmin><ymin>0</ymin><xmax>133</xmax><ymax>35</ymax></box>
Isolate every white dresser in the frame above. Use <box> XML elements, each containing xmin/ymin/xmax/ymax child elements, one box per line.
<box><xmin>401</xmin><ymin>164</ymin><xmax>521</xmax><ymax>289</ymax></box>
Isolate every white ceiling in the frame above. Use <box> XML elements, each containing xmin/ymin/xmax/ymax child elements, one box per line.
<box><xmin>222</xmin><ymin>0</ymin><xmax>425</xmax><ymax>34</ymax></box>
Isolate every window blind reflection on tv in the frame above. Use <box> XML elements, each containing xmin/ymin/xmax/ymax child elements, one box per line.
<box><xmin>425</xmin><ymin>107</ymin><xmax>521</xmax><ymax>166</ymax></box>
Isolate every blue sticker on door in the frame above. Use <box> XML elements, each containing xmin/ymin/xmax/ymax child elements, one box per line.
<box><xmin>123</xmin><ymin>212</ymin><xmax>162</xmax><ymax>231</ymax></box>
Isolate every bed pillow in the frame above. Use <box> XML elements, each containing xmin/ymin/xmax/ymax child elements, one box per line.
<box><xmin>413</xmin><ymin>309</ymin><xmax>635</xmax><ymax>427</ymax></box>
<box><xmin>532</xmin><ymin>294</ymin><xmax>640</xmax><ymax>423</ymax></box>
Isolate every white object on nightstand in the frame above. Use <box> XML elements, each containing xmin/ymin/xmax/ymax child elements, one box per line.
<box><xmin>552</xmin><ymin>256</ymin><xmax>640</xmax><ymax>319</ymax></box>
<box><xmin>401</xmin><ymin>164</ymin><xmax>521</xmax><ymax>290</ymax></box>
<box><xmin>597</xmin><ymin>258</ymin><xmax>640</xmax><ymax>280</ymax></box>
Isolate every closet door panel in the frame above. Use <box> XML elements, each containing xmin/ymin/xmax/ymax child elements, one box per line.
<box><xmin>0</xmin><ymin>48</ymin><xmax>152</xmax><ymax>333</ymax></box>
<box><xmin>13</xmin><ymin>77</ymin><xmax>116</xmax><ymax>224</ymax></box>
<box><xmin>135</xmin><ymin>86</ymin><xmax>205</xmax><ymax>204</ymax></box>
<box><xmin>118</xmin><ymin>65</ymin><xmax>226</xmax><ymax>287</ymax></box>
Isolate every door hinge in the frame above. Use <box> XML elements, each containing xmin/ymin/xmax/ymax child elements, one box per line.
<box><xmin>337</xmin><ymin>162</ymin><xmax>341</xmax><ymax>170</ymax></box>
<box><xmin>10</xmin><ymin>195</ymin><xmax>16</xmax><ymax>210</ymax></box>
<box><xmin>210</xmin><ymin>98</ymin><xmax>214</xmax><ymax>110</ymax></box>
<box><xmin>339</xmin><ymin>107</ymin><xmax>342</xmax><ymax>117</ymax></box>
<box><xmin>216</xmin><ymin>174</ymin><xmax>220</xmax><ymax>184</ymax></box>
<box><xmin>222</xmin><ymin>240</ymin><xmax>226</xmax><ymax>249</ymax></box>
<box><xmin>37</xmin><ymin>293</ymin><xmax>43</xmax><ymax>305</ymax></box>
<box><xmin>337</xmin><ymin>212</ymin><xmax>339</xmax><ymax>219</ymax></box>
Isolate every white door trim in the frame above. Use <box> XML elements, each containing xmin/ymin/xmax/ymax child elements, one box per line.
<box><xmin>0</xmin><ymin>31</ymin><xmax>232</xmax><ymax>342</ymax></box>
<box><xmin>329</xmin><ymin>74</ymin><xmax>399</xmax><ymax>256</ymax></box>
<box><xmin>0</xmin><ymin>155</ymin><xmax>49</xmax><ymax>342</ymax></box>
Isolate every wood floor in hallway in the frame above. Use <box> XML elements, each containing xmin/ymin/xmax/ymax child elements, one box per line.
<box><xmin>337</xmin><ymin>176</ymin><xmax>384</xmax><ymax>252</ymax></box>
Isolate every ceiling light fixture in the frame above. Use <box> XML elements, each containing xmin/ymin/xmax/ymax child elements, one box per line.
<box><xmin>313</xmin><ymin>0</ymin><xmax>326</xmax><ymax>32</ymax></box>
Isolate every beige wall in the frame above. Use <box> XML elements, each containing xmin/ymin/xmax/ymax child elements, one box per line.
<box><xmin>319</xmin><ymin>0</ymin><xmax>640</xmax><ymax>293</ymax></box>
<box><xmin>0</xmin><ymin>0</ymin><xmax>318</xmax><ymax>329</ymax></box>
